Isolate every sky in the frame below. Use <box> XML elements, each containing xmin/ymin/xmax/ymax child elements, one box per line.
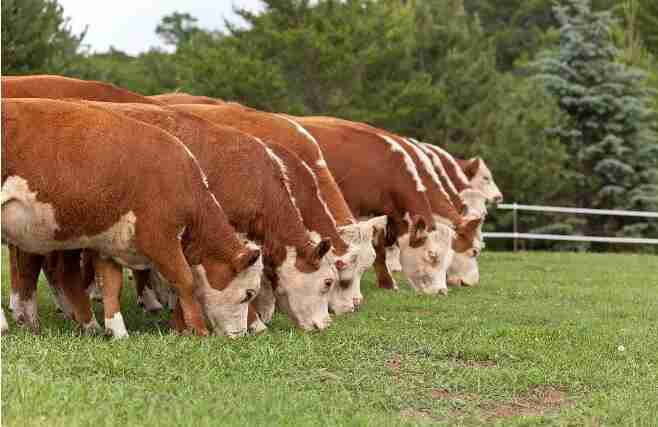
<box><xmin>58</xmin><ymin>0</ymin><xmax>265</xmax><ymax>55</ymax></box>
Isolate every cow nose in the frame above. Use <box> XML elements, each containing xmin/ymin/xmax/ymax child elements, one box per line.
<box><xmin>353</xmin><ymin>297</ymin><xmax>363</xmax><ymax>309</ymax></box>
<box><xmin>471</xmin><ymin>248</ymin><xmax>481</xmax><ymax>258</ymax></box>
<box><xmin>245</xmin><ymin>289</ymin><xmax>257</xmax><ymax>301</ymax></box>
<box><xmin>493</xmin><ymin>195</ymin><xmax>503</xmax><ymax>204</ymax></box>
<box><xmin>324</xmin><ymin>278</ymin><xmax>334</xmax><ymax>289</ymax></box>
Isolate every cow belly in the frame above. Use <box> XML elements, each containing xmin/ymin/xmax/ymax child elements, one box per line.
<box><xmin>2</xmin><ymin>175</ymin><xmax>151</xmax><ymax>268</ymax></box>
<box><xmin>2</xmin><ymin>199</ymin><xmax>149</xmax><ymax>268</ymax></box>
<box><xmin>1</xmin><ymin>197</ymin><xmax>61</xmax><ymax>254</ymax></box>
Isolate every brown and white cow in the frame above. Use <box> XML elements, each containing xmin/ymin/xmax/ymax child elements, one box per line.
<box><xmin>298</xmin><ymin>118</ymin><xmax>484</xmax><ymax>294</ymax></box>
<box><xmin>2</xmin><ymin>74</ymin><xmax>166</xmax><ymax>315</ymax></box>
<box><xmin>148</xmin><ymin>92</ymin><xmax>224</xmax><ymax>105</ymax></box>
<box><xmin>284</xmin><ymin>117</ymin><xmax>453</xmax><ymax>295</ymax></box>
<box><xmin>2</xmin><ymin>98</ymin><xmax>263</xmax><ymax>337</ymax></box>
<box><xmin>422</xmin><ymin>143</ymin><xmax>494</xmax><ymax>287</ymax></box>
<box><xmin>170</xmin><ymin>103</ymin><xmax>387</xmax><ymax>314</ymax></box>
<box><xmin>81</xmin><ymin>101</ymin><xmax>337</xmax><ymax>331</ymax></box>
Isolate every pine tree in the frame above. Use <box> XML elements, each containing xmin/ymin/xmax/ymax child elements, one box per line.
<box><xmin>535</xmin><ymin>0</ymin><xmax>658</xmax><ymax>242</ymax></box>
<box><xmin>1</xmin><ymin>0</ymin><xmax>85</xmax><ymax>75</ymax></box>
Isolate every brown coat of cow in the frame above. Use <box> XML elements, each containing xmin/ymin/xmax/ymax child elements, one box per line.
<box><xmin>1</xmin><ymin>98</ymin><xmax>262</xmax><ymax>337</ymax></box>
<box><xmin>1</xmin><ymin>75</ymin><xmax>161</xmax><ymax>104</ymax></box>
<box><xmin>149</xmin><ymin>92</ymin><xmax>224</xmax><ymax>105</ymax></box>
<box><xmin>81</xmin><ymin>101</ymin><xmax>336</xmax><ymax>330</ymax></box>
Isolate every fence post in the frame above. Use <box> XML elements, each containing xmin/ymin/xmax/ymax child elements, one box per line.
<box><xmin>513</xmin><ymin>203</ymin><xmax>518</xmax><ymax>252</ymax></box>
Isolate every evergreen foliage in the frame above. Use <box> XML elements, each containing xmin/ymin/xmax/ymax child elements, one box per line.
<box><xmin>535</xmin><ymin>0</ymin><xmax>658</xmax><ymax>241</ymax></box>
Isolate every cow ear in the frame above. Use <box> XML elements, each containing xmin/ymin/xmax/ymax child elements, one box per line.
<box><xmin>457</xmin><ymin>217</ymin><xmax>481</xmax><ymax>236</ymax></box>
<box><xmin>311</xmin><ymin>238</ymin><xmax>332</xmax><ymax>262</ymax></box>
<box><xmin>410</xmin><ymin>215</ymin><xmax>428</xmax><ymax>246</ymax></box>
<box><xmin>465</xmin><ymin>158</ymin><xmax>481</xmax><ymax>179</ymax></box>
<box><xmin>233</xmin><ymin>248</ymin><xmax>261</xmax><ymax>273</ymax></box>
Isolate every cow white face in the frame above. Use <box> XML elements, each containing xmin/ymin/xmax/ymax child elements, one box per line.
<box><xmin>331</xmin><ymin>216</ymin><xmax>387</xmax><ymax>313</ymax></box>
<box><xmin>450</xmin><ymin>190</ymin><xmax>487</xmax><ymax>285</ymax></box>
<box><xmin>194</xmin><ymin>248</ymin><xmax>264</xmax><ymax>338</ymax></box>
<box><xmin>448</xmin><ymin>252</ymin><xmax>480</xmax><ymax>286</ymax></box>
<box><xmin>398</xmin><ymin>219</ymin><xmax>455</xmax><ymax>295</ymax></box>
<box><xmin>469</xmin><ymin>160</ymin><xmax>502</xmax><ymax>203</ymax></box>
<box><xmin>275</xmin><ymin>245</ymin><xmax>338</xmax><ymax>330</ymax></box>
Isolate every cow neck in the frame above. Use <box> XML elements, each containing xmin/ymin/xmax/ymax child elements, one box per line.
<box><xmin>184</xmin><ymin>189</ymin><xmax>244</xmax><ymax>266</ymax></box>
<box><xmin>258</xmin><ymin>146</ymin><xmax>318</xmax><ymax>266</ymax></box>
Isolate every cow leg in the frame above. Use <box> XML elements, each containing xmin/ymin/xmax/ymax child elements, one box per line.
<box><xmin>0</xmin><ymin>308</ymin><xmax>8</xmax><ymax>334</ymax></box>
<box><xmin>55</xmin><ymin>251</ymin><xmax>100</xmax><ymax>334</ymax></box>
<box><xmin>142</xmin><ymin>240</ymin><xmax>208</xmax><ymax>337</ymax></box>
<box><xmin>92</xmin><ymin>255</ymin><xmax>128</xmax><ymax>339</ymax></box>
<box><xmin>252</xmin><ymin>276</ymin><xmax>275</xmax><ymax>323</ymax></box>
<box><xmin>169</xmin><ymin>297</ymin><xmax>188</xmax><ymax>334</ymax></box>
<box><xmin>42</xmin><ymin>253</ymin><xmax>75</xmax><ymax>320</ymax></box>
<box><xmin>248</xmin><ymin>303</ymin><xmax>267</xmax><ymax>335</ymax></box>
<box><xmin>373</xmin><ymin>237</ymin><xmax>398</xmax><ymax>291</ymax></box>
<box><xmin>12</xmin><ymin>248</ymin><xmax>43</xmax><ymax>333</ymax></box>
<box><xmin>134</xmin><ymin>270</ymin><xmax>164</xmax><ymax>313</ymax></box>
<box><xmin>9</xmin><ymin>244</ymin><xmax>19</xmax><ymax>312</ymax></box>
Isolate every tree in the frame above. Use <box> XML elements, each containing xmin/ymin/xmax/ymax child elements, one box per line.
<box><xmin>1</xmin><ymin>0</ymin><xmax>86</xmax><ymax>75</ymax></box>
<box><xmin>156</xmin><ymin>12</ymin><xmax>201</xmax><ymax>48</ymax></box>
<box><xmin>535</xmin><ymin>0</ymin><xmax>658</xmax><ymax>242</ymax></box>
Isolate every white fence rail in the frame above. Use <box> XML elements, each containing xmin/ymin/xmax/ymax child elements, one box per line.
<box><xmin>482</xmin><ymin>203</ymin><xmax>658</xmax><ymax>249</ymax></box>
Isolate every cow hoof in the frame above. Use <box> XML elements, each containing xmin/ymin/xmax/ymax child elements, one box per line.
<box><xmin>138</xmin><ymin>287</ymin><xmax>164</xmax><ymax>313</ymax></box>
<box><xmin>104</xmin><ymin>313</ymin><xmax>129</xmax><ymax>339</ymax></box>
<box><xmin>81</xmin><ymin>318</ymin><xmax>102</xmax><ymax>335</ymax></box>
<box><xmin>378</xmin><ymin>278</ymin><xmax>398</xmax><ymax>291</ymax></box>
<box><xmin>437</xmin><ymin>288</ymin><xmax>449</xmax><ymax>296</ymax></box>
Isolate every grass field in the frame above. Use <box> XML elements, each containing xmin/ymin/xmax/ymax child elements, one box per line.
<box><xmin>2</xmin><ymin>250</ymin><xmax>657</xmax><ymax>426</ymax></box>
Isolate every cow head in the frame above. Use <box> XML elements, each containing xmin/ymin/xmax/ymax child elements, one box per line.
<box><xmin>270</xmin><ymin>237</ymin><xmax>337</xmax><ymax>331</ymax></box>
<box><xmin>194</xmin><ymin>245</ymin><xmax>263</xmax><ymax>337</ymax></box>
<box><xmin>465</xmin><ymin>158</ymin><xmax>502</xmax><ymax>203</ymax></box>
<box><xmin>398</xmin><ymin>214</ymin><xmax>454</xmax><ymax>295</ymax></box>
<box><xmin>330</xmin><ymin>215</ymin><xmax>388</xmax><ymax>313</ymax></box>
<box><xmin>449</xmin><ymin>190</ymin><xmax>487</xmax><ymax>286</ymax></box>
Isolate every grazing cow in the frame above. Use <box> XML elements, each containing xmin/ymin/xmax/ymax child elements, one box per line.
<box><xmin>148</xmin><ymin>92</ymin><xmax>224</xmax><ymax>105</ymax></box>
<box><xmin>422</xmin><ymin>143</ymin><xmax>493</xmax><ymax>286</ymax></box>
<box><xmin>82</xmin><ymin>101</ymin><xmax>337</xmax><ymax>331</ymax></box>
<box><xmin>282</xmin><ymin>117</ymin><xmax>449</xmax><ymax>294</ymax></box>
<box><xmin>2</xmin><ymin>74</ymin><xmax>165</xmax><ymax>313</ymax></box>
<box><xmin>1</xmin><ymin>98</ymin><xmax>263</xmax><ymax>337</ymax></box>
<box><xmin>1</xmin><ymin>75</ymin><xmax>161</xmax><ymax>105</ymax></box>
<box><xmin>298</xmin><ymin>118</ymin><xmax>484</xmax><ymax>294</ymax></box>
<box><xmin>170</xmin><ymin>103</ymin><xmax>386</xmax><ymax>314</ymax></box>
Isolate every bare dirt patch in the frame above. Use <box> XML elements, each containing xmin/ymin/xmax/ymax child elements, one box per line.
<box><xmin>479</xmin><ymin>385</ymin><xmax>572</xmax><ymax>420</ymax></box>
<box><xmin>428</xmin><ymin>385</ymin><xmax>572</xmax><ymax>421</ymax></box>
<box><xmin>385</xmin><ymin>355</ymin><xmax>402</xmax><ymax>371</ymax></box>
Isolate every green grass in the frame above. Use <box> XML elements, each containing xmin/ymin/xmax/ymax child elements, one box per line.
<box><xmin>2</xmin><ymin>251</ymin><xmax>657</xmax><ymax>427</ymax></box>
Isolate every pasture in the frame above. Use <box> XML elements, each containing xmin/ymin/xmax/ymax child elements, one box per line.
<box><xmin>2</xmin><ymin>250</ymin><xmax>657</xmax><ymax>427</ymax></box>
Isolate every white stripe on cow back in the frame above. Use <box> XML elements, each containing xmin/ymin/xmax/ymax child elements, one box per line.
<box><xmin>399</xmin><ymin>138</ymin><xmax>443</xmax><ymax>188</ymax></box>
<box><xmin>298</xmin><ymin>158</ymin><xmax>338</xmax><ymax>229</ymax></box>
<box><xmin>377</xmin><ymin>134</ymin><xmax>426</xmax><ymax>193</ymax></box>
<box><xmin>274</xmin><ymin>115</ymin><xmax>330</xmax><ymax>168</ymax></box>
<box><xmin>413</xmin><ymin>139</ymin><xmax>460</xmax><ymax>196</ymax></box>
<box><xmin>423</xmin><ymin>143</ymin><xmax>470</xmax><ymax>188</ymax></box>
<box><xmin>252</xmin><ymin>137</ymin><xmax>304</xmax><ymax>224</ymax></box>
